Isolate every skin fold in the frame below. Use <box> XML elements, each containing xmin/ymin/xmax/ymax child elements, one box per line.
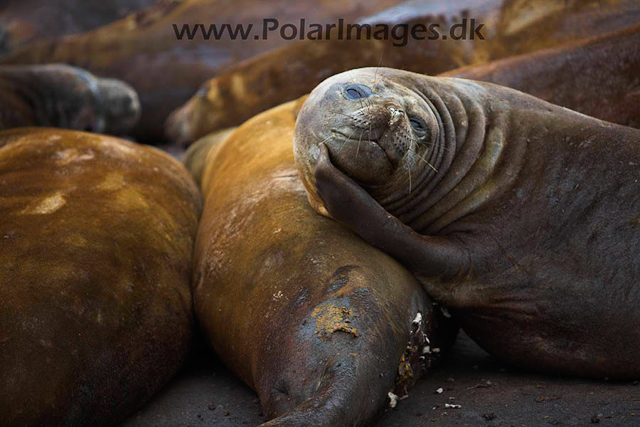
<box><xmin>0</xmin><ymin>128</ymin><xmax>202</xmax><ymax>426</ymax></box>
<box><xmin>165</xmin><ymin>0</ymin><xmax>640</xmax><ymax>145</ymax></box>
<box><xmin>0</xmin><ymin>0</ymin><xmax>404</xmax><ymax>142</ymax></box>
<box><xmin>190</xmin><ymin>100</ymin><xmax>457</xmax><ymax>426</ymax></box>
<box><xmin>0</xmin><ymin>64</ymin><xmax>140</xmax><ymax>135</ymax></box>
<box><xmin>443</xmin><ymin>23</ymin><xmax>640</xmax><ymax>129</ymax></box>
<box><xmin>294</xmin><ymin>68</ymin><xmax>640</xmax><ymax>379</ymax></box>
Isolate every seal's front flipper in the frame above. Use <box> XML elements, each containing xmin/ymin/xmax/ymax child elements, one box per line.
<box><xmin>315</xmin><ymin>143</ymin><xmax>468</xmax><ymax>279</ymax></box>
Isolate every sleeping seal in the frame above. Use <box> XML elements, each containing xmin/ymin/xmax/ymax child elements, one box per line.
<box><xmin>0</xmin><ymin>128</ymin><xmax>201</xmax><ymax>426</ymax></box>
<box><xmin>0</xmin><ymin>64</ymin><xmax>140</xmax><ymax>134</ymax></box>
<box><xmin>191</xmin><ymin>100</ymin><xmax>457</xmax><ymax>425</ymax></box>
<box><xmin>166</xmin><ymin>0</ymin><xmax>640</xmax><ymax>145</ymax></box>
<box><xmin>294</xmin><ymin>67</ymin><xmax>640</xmax><ymax>379</ymax></box>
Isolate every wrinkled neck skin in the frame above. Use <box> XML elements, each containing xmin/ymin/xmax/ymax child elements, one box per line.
<box><xmin>370</xmin><ymin>76</ymin><xmax>523</xmax><ymax>235</ymax></box>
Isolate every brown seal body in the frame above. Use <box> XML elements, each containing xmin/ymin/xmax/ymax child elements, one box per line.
<box><xmin>444</xmin><ymin>23</ymin><xmax>640</xmax><ymax>129</ymax></box>
<box><xmin>0</xmin><ymin>64</ymin><xmax>140</xmax><ymax>135</ymax></box>
<box><xmin>0</xmin><ymin>0</ymin><xmax>156</xmax><ymax>53</ymax></box>
<box><xmin>0</xmin><ymin>128</ymin><xmax>202</xmax><ymax>426</ymax></box>
<box><xmin>191</xmin><ymin>100</ymin><xmax>457</xmax><ymax>425</ymax></box>
<box><xmin>0</xmin><ymin>0</ymin><xmax>403</xmax><ymax>141</ymax></box>
<box><xmin>166</xmin><ymin>0</ymin><xmax>640</xmax><ymax>144</ymax></box>
<box><xmin>182</xmin><ymin>127</ymin><xmax>236</xmax><ymax>188</ymax></box>
<box><xmin>294</xmin><ymin>68</ymin><xmax>640</xmax><ymax>379</ymax></box>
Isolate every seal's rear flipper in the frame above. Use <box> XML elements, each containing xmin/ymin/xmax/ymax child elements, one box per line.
<box><xmin>259</xmin><ymin>368</ymin><xmax>366</xmax><ymax>426</ymax></box>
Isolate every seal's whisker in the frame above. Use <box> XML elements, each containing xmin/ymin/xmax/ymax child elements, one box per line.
<box><xmin>406</xmin><ymin>131</ymin><xmax>438</xmax><ymax>172</ymax></box>
<box><xmin>337</xmin><ymin>127</ymin><xmax>359</xmax><ymax>153</ymax></box>
<box><xmin>346</xmin><ymin>70</ymin><xmax>376</xmax><ymax>112</ymax></box>
<box><xmin>408</xmin><ymin>132</ymin><xmax>423</xmax><ymax>164</ymax></box>
<box><xmin>408</xmin><ymin>132</ymin><xmax>418</xmax><ymax>152</ymax></box>
<box><xmin>409</xmin><ymin>129</ymin><xmax>453</xmax><ymax>153</ymax></box>
<box><xmin>421</xmin><ymin>140</ymin><xmax>454</xmax><ymax>152</ymax></box>
<box><xmin>315</xmin><ymin>133</ymin><xmax>335</xmax><ymax>149</ymax></box>
<box><xmin>319</xmin><ymin>133</ymin><xmax>334</xmax><ymax>144</ymax></box>
<box><xmin>329</xmin><ymin>111</ymin><xmax>358</xmax><ymax>121</ymax></box>
<box><xmin>416</xmin><ymin>152</ymin><xmax>438</xmax><ymax>173</ymax></box>
<box><xmin>373</xmin><ymin>49</ymin><xmax>384</xmax><ymax>85</ymax></box>
<box><xmin>356</xmin><ymin>130</ymin><xmax>364</xmax><ymax>158</ymax></box>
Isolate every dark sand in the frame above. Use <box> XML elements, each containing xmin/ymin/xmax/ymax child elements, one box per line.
<box><xmin>123</xmin><ymin>332</ymin><xmax>640</xmax><ymax>426</ymax></box>
<box><xmin>128</xmin><ymin>145</ymin><xmax>639</xmax><ymax>426</ymax></box>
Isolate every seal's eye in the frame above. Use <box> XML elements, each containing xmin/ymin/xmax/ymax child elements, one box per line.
<box><xmin>409</xmin><ymin>118</ymin><xmax>423</xmax><ymax>131</ymax></box>
<box><xmin>409</xmin><ymin>117</ymin><xmax>429</xmax><ymax>138</ymax></box>
<box><xmin>343</xmin><ymin>84</ymin><xmax>372</xmax><ymax>100</ymax></box>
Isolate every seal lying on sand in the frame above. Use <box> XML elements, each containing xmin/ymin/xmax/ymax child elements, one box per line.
<box><xmin>294</xmin><ymin>68</ymin><xmax>640</xmax><ymax>379</ymax></box>
<box><xmin>166</xmin><ymin>0</ymin><xmax>640</xmax><ymax>144</ymax></box>
<box><xmin>190</xmin><ymin>100</ymin><xmax>457</xmax><ymax>425</ymax></box>
<box><xmin>0</xmin><ymin>128</ymin><xmax>201</xmax><ymax>426</ymax></box>
<box><xmin>0</xmin><ymin>64</ymin><xmax>140</xmax><ymax>134</ymax></box>
<box><xmin>0</xmin><ymin>0</ymin><xmax>404</xmax><ymax>142</ymax></box>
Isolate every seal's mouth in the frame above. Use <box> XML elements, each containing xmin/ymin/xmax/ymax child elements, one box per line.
<box><xmin>329</xmin><ymin>128</ymin><xmax>394</xmax><ymax>163</ymax></box>
<box><xmin>312</xmin><ymin>128</ymin><xmax>394</xmax><ymax>185</ymax></box>
<box><xmin>331</xmin><ymin>129</ymin><xmax>378</xmax><ymax>145</ymax></box>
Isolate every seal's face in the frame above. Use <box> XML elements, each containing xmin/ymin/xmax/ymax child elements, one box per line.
<box><xmin>64</xmin><ymin>72</ymin><xmax>140</xmax><ymax>135</ymax></box>
<box><xmin>20</xmin><ymin>65</ymin><xmax>140</xmax><ymax>135</ymax></box>
<box><xmin>294</xmin><ymin>68</ymin><xmax>440</xmax><ymax>213</ymax></box>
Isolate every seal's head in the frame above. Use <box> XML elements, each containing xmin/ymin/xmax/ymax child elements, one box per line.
<box><xmin>96</xmin><ymin>77</ymin><xmax>141</xmax><ymax>135</ymax></box>
<box><xmin>20</xmin><ymin>65</ymin><xmax>141</xmax><ymax>136</ymax></box>
<box><xmin>294</xmin><ymin>68</ymin><xmax>446</xmax><ymax>217</ymax></box>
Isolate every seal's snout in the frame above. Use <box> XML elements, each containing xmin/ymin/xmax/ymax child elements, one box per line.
<box><xmin>295</xmin><ymin>68</ymin><xmax>442</xmax><ymax>193</ymax></box>
<box><xmin>387</xmin><ymin>106</ymin><xmax>404</xmax><ymax>122</ymax></box>
<box><xmin>343</xmin><ymin>84</ymin><xmax>372</xmax><ymax>100</ymax></box>
<box><xmin>97</xmin><ymin>78</ymin><xmax>141</xmax><ymax>135</ymax></box>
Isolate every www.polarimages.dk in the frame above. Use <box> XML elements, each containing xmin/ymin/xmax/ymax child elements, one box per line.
<box><xmin>173</xmin><ymin>18</ymin><xmax>486</xmax><ymax>46</ymax></box>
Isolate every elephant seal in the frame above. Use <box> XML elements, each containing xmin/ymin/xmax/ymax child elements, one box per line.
<box><xmin>443</xmin><ymin>23</ymin><xmax>640</xmax><ymax>129</ymax></box>
<box><xmin>0</xmin><ymin>0</ymin><xmax>156</xmax><ymax>53</ymax></box>
<box><xmin>165</xmin><ymin>0</ymin><xmax>640</xmax><ymax>144</ymax></box>
<box><xmin>182</xmin><ymin>127</ymin><xmax>236</xmax><ymax>188</ymax></box>
<box><xmin>191</xmin><ymin>100</ymin><xmax>457</xmax><ymax>425</ymax></box>
<box><xmin>0</xmin><ymin>64</ymin><xmax>140</xmax><ymax>134</ymax></box>
<box><xmin>294</xmin><ymin>68</ymin><xmax>640</xmax><ymax>379</ymax></box>
<box><xmin>0</xmin><ymin>128</ymin><xmax>202</xmax><ymax>426</ymax></box>
<box><xmin>0</xmin><ymin>0</ymin><xmax>404</xmax><ymax>142</ymax></box>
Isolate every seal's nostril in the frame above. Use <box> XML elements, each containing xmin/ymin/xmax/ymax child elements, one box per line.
<box><xmin>388</xmin><ymin>107</ymin><xmax>404</xmax><ymax>116</ymax></box>
<box><xmin>343</xmin><ymin>84</ymin><xmax>372</xmax><ymax>100</ymax></box>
